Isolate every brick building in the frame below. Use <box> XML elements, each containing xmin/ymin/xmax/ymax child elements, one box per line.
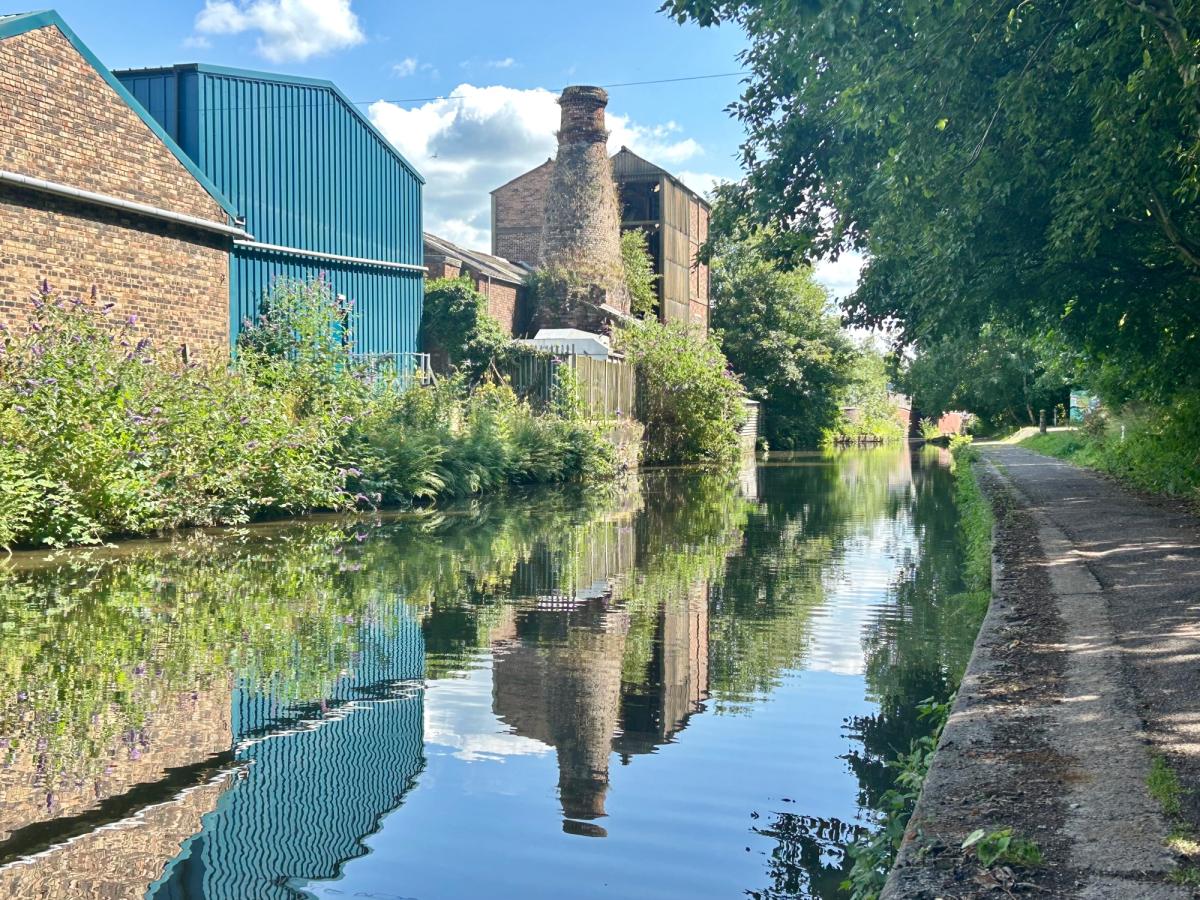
<box><xmin>492</xmin><ymin>142</ymin><xmax>711</xmax><ymax>333</ymax></box>
<box><xmin>0</xmin><ymin>10</ymin><xmax>243</xmax><ymax>355</ymax></box>
<box><xmin>423</xmin><ymin>232</ymin><xmax>528</xmax><ymax>335</ymax></box>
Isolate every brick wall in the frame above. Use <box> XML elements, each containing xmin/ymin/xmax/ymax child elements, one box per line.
<box><xmin>492</xmin><ymin>159</ymin><xmax>554</xmax><ymax>264</ymax></box>
<box><xmin>0</xmin><ymin>25</ymin><xmax>230</xmax><ymax>353</ymax></box>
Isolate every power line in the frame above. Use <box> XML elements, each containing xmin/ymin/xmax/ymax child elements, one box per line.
<box><xmin>355</xmin><ymin>70</ymin><xmax>747</xmax><ymax>106</ymax></box>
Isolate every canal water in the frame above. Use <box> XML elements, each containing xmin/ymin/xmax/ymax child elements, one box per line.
<box><xmin>0</xmin><ymin>447</ymin><xmax>982</xmax><ymax>899</ymax></box>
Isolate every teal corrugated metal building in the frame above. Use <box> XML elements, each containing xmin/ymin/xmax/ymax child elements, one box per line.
<box><xmin>114</xmin><ymin>64</ymin><xmax>425</xmax><ymax>355</ymax></box>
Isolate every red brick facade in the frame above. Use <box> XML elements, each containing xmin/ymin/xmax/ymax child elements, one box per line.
<box><xmin>492</xmin><ymin>159</ymin><xmax>554</xmax><ymax>265</ymax></box>
<box><xmin>0</xmin><ymin>24</ymin><xmax>230</xmax><ymax>354</ymax></box>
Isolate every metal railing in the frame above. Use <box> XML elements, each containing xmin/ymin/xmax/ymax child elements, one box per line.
<box><xmin>352</xmin><ymin>352</ymin><xmax>434</xmax><ymax>390</ymax></box>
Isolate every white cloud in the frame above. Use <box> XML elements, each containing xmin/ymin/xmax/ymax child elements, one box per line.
<box><xmin>369</xmin><ymin>84</ymin><xmax>705</xmax><ymax>254</ymax></box>
<box><xmin>813</xmin><ymin>250</ymin><xmax>865</xmax><ymax>300</ymax></box>
<box><xmin>486</xmin><ymin>57</ymin><xmax>517</xmax><ymax>69</ymax></box>
<box><xmin>193</xmin><ymin>0</ymin><xmax>364</xmax><ymax>63</ymax></box>
<box><xmin>675</xmin><ymin>170</ymin><xmax>726</xmax><ymax>200</ymax></box>
<box><xmin>392</xmin><ymin>57</ymin><xmax>418</xmax><ymax>77</ymax></box>
<box><xmin>182</xmin><ymin>34</ymin><xmax>212</xmax><ymax>49</ymax></box>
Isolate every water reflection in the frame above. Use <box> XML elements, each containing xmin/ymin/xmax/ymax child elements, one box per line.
<box><xmin>0</xmin><ymin>447</ymin><xmax>980</xmax><ymax>899</ymax></box>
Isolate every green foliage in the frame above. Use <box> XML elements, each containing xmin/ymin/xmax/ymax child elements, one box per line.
<box><xmin>621</xmin><ymin>229</ymin><xmax>660</xmax><ymax>319</ymax></box>
<box><xmin>903</xmin><ymin>325</ymin><xmax>1073</xmax><ymax>432</ymax></box>
<box><xmin>1149</xmin><ymin>755</ymin><xmax>1187</xmax><ymax>819</ymax></box>
<box><xmin>661</xmin><ymin>0</ymin><xmax>1200</xmax><ymax>410</ymax></box>
<box><xmin>0</xmin><ymin>288</ymin><xmax>348</xmax><ymax>548</ymax></box>
<box><xmin>961</xmin><ymin>828</ymin><xmax>1043</xmax><ymax>869</ymax></box>
<box><xmin>710</xmin><ymin>228</ymin><xmax>856</xmax><ymax>448</ymax></box>
<box><xmin>420</xmin><ymin>276</ymin><xmax>513</xmax><ymax>380</ymax></box>
<box><xmin>918</xmin><ymin>418</ymin><xmax>941</xmax><ymax>441</ymax></box>
<box><xmin>952</xmin><ymin>442</ymin><xmax>994</xmax><ymax>596</ymax></box>
<box><xmin>1021</xmin><ymin>396</ymin><xmax>1200</xmax><ymax>500</ymax></box>
<box><xmin>0</xmin><ymin>279</ymin><xmax>622</xmax><ymax>549</ymax></box>
<box><xmin>844</xmin><ymin>698</ymin><xmax>950</xmax><ymax>899</ymax></box>
<box><xmin>826</xmin><ymin>347</ymin><xmax>906</xmax><ymax>444</ymax></box>
<box><xmin>616</xmin><ymin>317</ymin><xmax>746</xmax><ymax>466</ymax></box>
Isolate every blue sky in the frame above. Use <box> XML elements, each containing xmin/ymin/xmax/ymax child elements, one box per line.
<box><xmin>30</xmin><ymin>0</ymin><xmax>863</xmax><ymax>296</ymax></box>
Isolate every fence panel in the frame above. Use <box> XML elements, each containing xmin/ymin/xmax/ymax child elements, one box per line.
<box><xmin>501</xmin><ymin>348</ymin><xmax>636</xmax><ymax>420</ymax></box>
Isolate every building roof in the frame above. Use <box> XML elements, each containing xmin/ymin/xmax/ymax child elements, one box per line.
<box><xmin>490</xmin><ymin>158</ymin><xmax>554</xmax><ymax>195</ymax></box>
<box><xmin>612</xmin><ymin>147</ymin><xmax>711</xmax><ymax>208</ymax></box>
<box><xmin>0</xmin><ymin>10</ymin><xmax>239</xmax><ymax>219</ymax></box>
<box><xmin>112</xmin><ymin>62</ymin><xmax>423</xmax><ymax>185</ymax></box>
<box><xmin>423</xmin><ymin>232</ymin><xmax>528</xmax><ymax>285</ymax></box>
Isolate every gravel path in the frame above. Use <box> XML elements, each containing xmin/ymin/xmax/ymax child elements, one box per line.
<box><xmin>884</xmin><ymin>444</ymin><xmax>1200</xmax><ymax>898</ymax></box>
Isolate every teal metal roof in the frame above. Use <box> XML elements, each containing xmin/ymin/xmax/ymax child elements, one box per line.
<box><xmin>0</xmin><ymin>10</ymin><xmax>239</xmax><ymax>219</ymax></box>
<box><xmin>117</xmin><ymin>62</ymin><xmax>424</xmax><ymax>184</ymax></box>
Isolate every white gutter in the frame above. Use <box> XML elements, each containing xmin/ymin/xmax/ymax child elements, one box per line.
<box><xmin>0</xmin><ymin>169</ymin><xmax>250</xmax><ymax>239</ymax></box>
<box><xmin>234</xmin><ymin>240</ymin><xmax>427</xmax><ymax>273</ymax></box>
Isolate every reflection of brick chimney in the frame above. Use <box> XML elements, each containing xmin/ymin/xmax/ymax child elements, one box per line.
<box><xmin>536</xmin><ymin>86</ymin><xmax>630</xmax><ymax>329</ymax></box>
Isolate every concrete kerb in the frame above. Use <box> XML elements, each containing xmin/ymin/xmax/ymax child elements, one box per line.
<box><xmin>881</xmin><ymin>453</ymin><xmax>1189</xmax><ymax>898</ymax></box>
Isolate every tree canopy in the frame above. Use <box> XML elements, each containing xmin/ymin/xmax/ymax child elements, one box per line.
<box><xmin>711</xmin><ymin>230</ymin><xmax>856</xmax><ymax>448</ymax></box>
<box><xmin>661</xmin><ymin>0</ymin><xmax>1200</xmax><ymax>405</ymax></box>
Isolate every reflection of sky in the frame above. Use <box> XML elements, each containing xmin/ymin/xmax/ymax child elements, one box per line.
<box><xmin>805</xmin><ymin>511</ymin><xmax>919</xmax><ymax>677</ymax></box>
<box><xmin>305</xmin><ymin>666</ymin><xmax>873</xmax><ymax>900</ymax></box>
<box><xmin>423</xmin><ymin>659</ymin><xmax>552</xmax><ymax>763</ymax></box>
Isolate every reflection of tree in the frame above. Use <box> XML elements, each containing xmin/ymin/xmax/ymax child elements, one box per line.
<box><xmin>847</xmin><ymin>451</ymin><xmax>987</xmax><ymax>809</ymax></box>
<box><xmin>748</xmin><ymin>814</ymin><xmax>861</xmax><ymax>900</ymax></box>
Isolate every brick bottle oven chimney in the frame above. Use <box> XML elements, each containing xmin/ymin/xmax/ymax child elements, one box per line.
<box><xmin>535</xmin><ymin>86</ymin><xmax>630</xmax><ymax>330</ymax></box>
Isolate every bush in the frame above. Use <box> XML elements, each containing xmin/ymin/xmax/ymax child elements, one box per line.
<box><xmin>621</xmin><ymin>229</ymin><xmax>659</xmax><ymax>319</ymax></box>
<box><xmin>616</xmin><ymin>318</ymin><xmax>746</xmax><ymax>466</ymax></box>
<box><xmin>419</xmin><ymin>276</ymin><xmax>512</xmax><ymax>380</ymax></box>
<box><xmin>0</xmin><ymin>288</ymin><xmax>348</xmax><ymax>547</ymax></box>
<box><xmin>0</xmin><ymin>279</ymin><xmax>623</xmax><ymax>549</ymax></box>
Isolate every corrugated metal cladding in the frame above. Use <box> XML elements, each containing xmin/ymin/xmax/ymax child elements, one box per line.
<box><xmin>116</xmin><ymin>64</ymin><xmax>424</xmax><ymax>355</ymax></box>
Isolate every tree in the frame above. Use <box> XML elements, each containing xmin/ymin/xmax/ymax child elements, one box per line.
<box><xmin>621</xmin><ymin>229</ymin><xmax>659</xmax><ymax>319</ymax></box>
<box><xmin>710</xmin><ymin>230</ymin><xmax>856</xmax><ymax>448</ymax></box>
<box><xmin>902</xmin><ymin>325</ymin><xmax>1074</xmax><ymax>431</ymax></box>
<box><xmin>660</xmin><ymin>0</ymin><xmax>1200</xmax><ymax>405</ymax></box>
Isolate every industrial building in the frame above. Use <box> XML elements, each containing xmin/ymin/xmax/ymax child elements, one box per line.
<box><xmin>491</xmin><ymin>136</ymin><xmax>711</xmax><ymax>332</ymax></box>
<box><xmin>0</xmin><ymin>10</ymin><xmax>241</xmax><ymax>354</ymax></box>
<box><xmin>116</xmin><ymin>63</ymin><xmax>426</xmax><ymax>357</ymax></box>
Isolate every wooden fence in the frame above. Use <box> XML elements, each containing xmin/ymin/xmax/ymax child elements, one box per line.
<box><xmin>502</xmin><ymin>347</ymin><xmax>636</xmax><ymax>419</ymax></box>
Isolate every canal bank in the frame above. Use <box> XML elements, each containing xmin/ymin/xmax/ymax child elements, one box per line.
<box><xmin>885</xmin><ymin>444</ymin><xmax>1200</xmax><ymax>898</ymax></box>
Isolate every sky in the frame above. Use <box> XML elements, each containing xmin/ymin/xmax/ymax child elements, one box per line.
<box><xmin>34</xmin><ymin>0</ymin><xmax>863</xmax><ymax>298</ymax></box>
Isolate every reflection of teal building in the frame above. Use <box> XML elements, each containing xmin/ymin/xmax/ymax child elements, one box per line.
<box><xmin>149</xmin><ymin>615</ymin><xmax>425</xmax><ymax>899</ymax></box>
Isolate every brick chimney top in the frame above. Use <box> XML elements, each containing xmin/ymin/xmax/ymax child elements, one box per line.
<box><xmin>558</xmin><ymin>86</ymin><xmax>609</xmax><ymax>141</ymax></box>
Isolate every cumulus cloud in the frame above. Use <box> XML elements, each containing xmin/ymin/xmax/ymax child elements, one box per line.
<box><xmin>813</xmin><ymin>250</ymin><xmax>866</xmax><ymax>300</ymax></box>
<box><xmin>193</xmin><ymin>0</ymin><xmax>364</xmax><ymax>63</ymax></box>
<box><xmin>369</xmin><ymin>84</ymin><xmax>705</xmax><ymax>253</ymax></box>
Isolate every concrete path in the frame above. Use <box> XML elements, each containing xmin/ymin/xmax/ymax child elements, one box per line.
<box><xmin>885</xmin><ymin>444</ymin><xmax>1200</xmax><ymax>898</ymax></box>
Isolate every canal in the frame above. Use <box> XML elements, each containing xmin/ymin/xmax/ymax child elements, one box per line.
<box><xmin>0</xmin><ymin>446</ymin><xmax>983</xmax><ymax>899</ymax></box>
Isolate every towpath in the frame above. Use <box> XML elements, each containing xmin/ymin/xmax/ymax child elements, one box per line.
<box><xmin>885</xmin><ymin>443</ymin><xmax>1200</xmax><ymax>898</ymax></box>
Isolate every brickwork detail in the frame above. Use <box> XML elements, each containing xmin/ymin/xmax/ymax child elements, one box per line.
<box><xmin>538</xmin><ymin>87</ymin><xmax>630</xmax><ymax>325</ymax></box>
<box><xmin>492</xmin><ymin>160</ymin><xmax>555</xmax><ymax>264</ymax></box>
<box><xmin>0</xmin><ymin>25</ymin><xmax>230</xmax><ymax>352</ymax></box>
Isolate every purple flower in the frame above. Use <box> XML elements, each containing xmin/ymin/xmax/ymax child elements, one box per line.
<box><xmin>40</xmin><ymin>279</ymin><xmax>51</xmax><ymax>296</ymax></box>
<box><xmin>126</xmin><ymin>314</ymin><xmax>138</xmax><ymax>326</ymax></box>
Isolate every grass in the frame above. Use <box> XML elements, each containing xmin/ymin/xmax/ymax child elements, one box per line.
<box><xmin>1149</xmin><ymin>754</ymin><xmax>1186</xmax><ymax>819</ymax></box>
<box><xmin>1018</xmin><ymin>396</ymin><xmax>1200</xmax><ymax>501</ymax></box>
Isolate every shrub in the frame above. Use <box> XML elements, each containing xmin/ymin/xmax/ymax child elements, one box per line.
<box><xmin>616</xmin><ymin>318</ymin><xmax>746</xmax><ymax>466</ymax></box>
<box><xmin>0</xmin><ymin>288</ymin><xmax>348</xmax><ymax>547</ymax></box>
<box><xmin>419</xmin><ymin>276</ymin><xmax>512</xmax><ymax>380</ymax></box>
<box><xmin>0</xmin><ymin>278</ymin><xmax>621</xmax><ymax>549</ymax></box>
